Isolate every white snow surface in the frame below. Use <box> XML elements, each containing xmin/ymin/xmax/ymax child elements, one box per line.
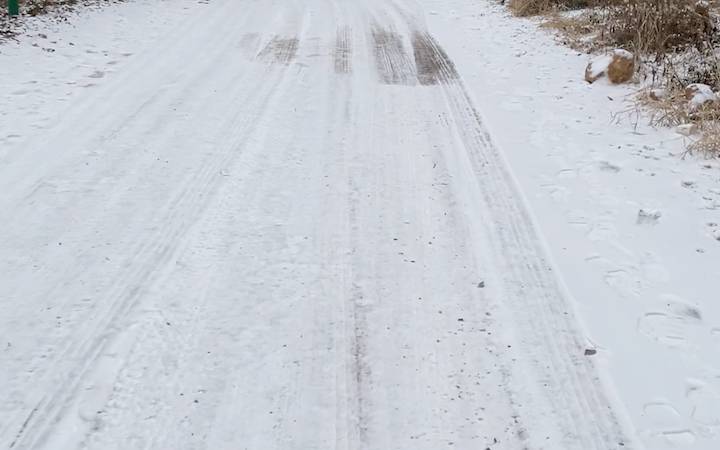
<box><xmin>587</xmin><ymin>54</ymin><xmax>613</xmax><ymax>79</ymax></box>
<box><xmin>614</xmin><ymin>48</ymin><xmax>633</xmax><ymax>59</ymax></box>
<box><xmin>0</xmin><ymin>0</ymin><xmax>720</xmax><ymax>449</ymax></box>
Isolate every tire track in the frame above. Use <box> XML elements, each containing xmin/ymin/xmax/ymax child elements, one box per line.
<box><xmin>334</xmin><ymin>27</ymin><xmax>352</xmax><ymax>74</ymax></box>
<box><xmin>411</xmin><ymin>31</ymin><xmax>458</xmax><ymax>85</ymax></box>
<box><xmin>0</xmin><ymin>14</ymin><xmax>241</xmax><ymax>447</ymax></box>
<box><xmin>0</xmin><ymin>1</ymin><xmax>238</xmax><ymax>219</ymax></box>
<box><xmin>258</xmin><ymin>36</ymin><xmax>300</xmax><ymax>64</ymax></box>
<box><xmin>4</xmin><ymin>31</ymin><xmax>294</xmax><ymax>450</ymax></box>
<box><xmin>371</xmin><ymin>28</ymin><xmax>415</xmax><ymax>85</ymax></box>
<box><xmin>440</xmin><ymin>76</ymin><xmax>631</xmax><ymax>448</ymax></box>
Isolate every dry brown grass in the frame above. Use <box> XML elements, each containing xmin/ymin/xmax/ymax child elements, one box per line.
<box><xmin>632</xmin><ymin>49</ymin><xmax>720</xmax><ymax>126</ymax></box>
<box><xmin>633</xmin><ymin>74</ymin><xmax>720</xmax><ymax>156</ymax></box>
<box><xmin>540</xmin><ymin>10</ymin><xmax>607</xmax><ymax>52</ymax></box>
<box><xmin>606</xmin><ymin>0</ymin><xmax>716</xmax><ymax>57</ymax></box>
<box><xmin>687</xmin><ymin>120</ymin><xmax>720</xmax><ymax>156</ymax></box>
<box><xmin>637</xmin><ymin>86</ymin><xmax>719</xmax><ymax>126</ymax></box>
<box><xmin>509</xmin><ymin>0</ymin><xmax>596</xmax><ymax>17</ymax></box>
<box><xmin>539</xmin><ymin>0</ymin><xmax>718</xmax><ymax>57</ymax></box>
<box><xmin>529</xmin><ymin>0</ymin><xmax>720</xmax><ymax>157</ymax></box>
<box><xmin>612</xmin><ymin>83</ymin><xmax>720</xmax><ymax>157</ymax></box>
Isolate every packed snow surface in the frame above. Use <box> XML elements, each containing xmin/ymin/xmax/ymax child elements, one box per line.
<box><xmin>1</xmin><ymin>0</ymin><xmax>720</xmax><ymax>449</ymax></box>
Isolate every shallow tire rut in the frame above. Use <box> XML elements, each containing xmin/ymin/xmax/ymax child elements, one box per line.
<box><xmin>411</xmin><ymin>31</ymin><xmax>459</xmax><ymax>85</ymax></box>
<box><xmin>372</xmin><ymin>29</ymin><xmax>416</xmax><ymax>85</ymax></box>
<box><xmin>334</xmin><ymin>27</ymin><xmax>352</xmax><ymax>74</ymax></box>
<box><xmin>441</xmin><ymin>79</ymin><xmax>631</xmax><ymax>449</ymax></box>
<box><xmin>258</xmin><ymin>36</ymin><xmax>300</xmax><ymax>64</ymax></box>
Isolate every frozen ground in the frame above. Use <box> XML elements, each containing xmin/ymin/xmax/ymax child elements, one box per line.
<box><xmin>0</xmin><ymin>0</ymin><xmax>719</xmax><ymax>449</ymax></box>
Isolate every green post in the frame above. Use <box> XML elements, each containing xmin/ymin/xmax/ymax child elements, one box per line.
<box><xmin>8</xmin><ymin>0</ymin><xmax>19</xmax><ymax>16</ymax></box>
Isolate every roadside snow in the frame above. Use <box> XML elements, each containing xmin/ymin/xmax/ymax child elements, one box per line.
<box><xmin>0</xmin><ymin>0</ymin><xmax>205</xmax><ymax>159</ymax></box>
<box><xmin>424</xmin><ymin>1</ymin><xmax>720</xmax><ymax>448</ymax></box>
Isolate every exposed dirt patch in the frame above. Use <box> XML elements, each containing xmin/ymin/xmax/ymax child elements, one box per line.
<box><xmin>411</xmin><ymin>31</ymin><xmax>459</xmax><ymax>85</ymax></box>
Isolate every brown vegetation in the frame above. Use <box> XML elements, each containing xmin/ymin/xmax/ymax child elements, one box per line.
<box><xmin>509</xmin><ymin>0</ymin><xmax>720</xmax><ymax>156</ymax></box>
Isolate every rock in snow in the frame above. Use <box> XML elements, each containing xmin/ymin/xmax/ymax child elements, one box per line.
<box><xmin>585</xmin><ymin>54</ymin><xmax>612</xmax><ymax>84</ymax></box>
<box><xmin>676</xmin><ymin>123</ymin><xmax>699</xmax><ymax>136</ymax></box>
<box><xmin>585</xmin><ymin>49</ymin><xmax>634</xmax><ymax>84</ymax></box>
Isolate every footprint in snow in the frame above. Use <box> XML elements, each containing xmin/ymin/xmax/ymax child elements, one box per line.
<box><xmin>644</xmin><ymin>400</ymin><xmax>683</xmax><ymax>427</ymax></box>
<box><xmin>555</xmin><ymin>168</ymin><xmax>576</xmax><ymax>180</ymax></box>
<box><xmin>687</xmin><ymin>379</ymin><xmax>720</xmax><ymax>430</ymax></box>
<box><xmin>597</xmin><ymin>161</ymin><xmax>621</xmax><ymax>173</ymax></box>
<box><xmin>604</xmin><ymin>256</ymin><xmax>668</xmax><ymax>298</ymax></box>
<box><xmin>578</xmin><ymin>159</ymin><xmax>622</xmax><ymax>176</ymax></box>
<box><xmin>585</xmin><ymin>213</ymin><xmax>618</xmax><ymax>243</ymax></box>
<box><xmin>638</xmin><ymin>312</ymin><xmax>687</xmax><ymax>347</ymax></box>
<box><xmin>2</xmin><ymin>134</ymin><xmax>22</xmax><ymax>144</ymax></box>
<box><xmin>643</xmin><ymin>399</ymin><xmax>697</xmax><ymax>443</ymax></box>
<box><xmin>637</xmin><ymin>209</ymin><xmax>661</xmax><ymax>226</ymax></box>
<box><xmin>660</xmin><ymin>294</ymin><xmax>703</xmax><ymax>320</ymax></box>
<box><xmin>604</xmin><ymin>267</ymin><xmax>647</xmax><ymax>299</ymax></box>
<box><xmin>564</xmin><ymin>209</ymin><xmax>590</xmax><ymax>229</ymax></box>
<box><xmin>712</xmin><ymin>328</ymin><xmax>720</xmax><ymax>347</ymax></box>
<box><xmin>657</xmin><ymin>429</ymin><xmax>697</xmax><ymax>445</ymax></box>
<box><xmin>539</xmin><ymin>183</ymin><xmax>569</xmax><ymax>204</ymax></box>
<box><xmin>705</xmin><ymin>222</ymin><xmax>720</xmax><ymax>242</ymax></box>
<box><xmin>638</xmin><ymin>295</ymin><xmax>703</xmax><ymax>348</ymax></box>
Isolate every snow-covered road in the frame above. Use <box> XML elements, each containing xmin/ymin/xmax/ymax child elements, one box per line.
<box><xmin>0</xmin><ymin>0</ymin><xmax>656</xmax><ymax>448</ymax></box>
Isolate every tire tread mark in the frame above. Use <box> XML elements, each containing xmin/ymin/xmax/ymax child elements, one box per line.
<box><xmin>442</xmin><ymin>78</ymin><xmax>631</xmax><ymax>449</ymax></box>
<box><xmin>258</xmin><ymin>36</ymin><xmax>300</xmax><ymax>65</ymax></box>
<box><xmin>411</xmin><ymin>31</ymin><xmax>458</xmax><ymax>86</ymax></box>
<box><xmin>7</xmin><ymin>44</ymin><xmax>294</xmax><ymax>450</ymax></box>
<box><xmin>371</xmin><ymin>29</ymin><xmax>415</xmax><ymax>86</ymax></box>
<box><xmin>334</xmin><ymin>27</ymin><xmax>352</xmax><ymax>74</ymax></box>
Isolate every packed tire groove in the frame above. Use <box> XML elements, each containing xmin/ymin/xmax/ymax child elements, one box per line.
<box><xmin>411</xmin><ymin>31</ymin><xmax>459</xmax><ymax>85</ymax></box>
<box><xmin>4</xmin><ymin>33</ymin><xmax>295</xmax><ymax>450</ymax></box>
<box><xmin>0</xmin><ymin>18</ymin><xmax>243</xmax><ymax>450</ymax></box>
<box><xmin>258</xmin><ymin>36</ymin><xmax>300</xmax><ymax>64</ymax></box>
<box><xmin>441</xmin><ymin>78</ymin><xmax>631</xmax><ymax>448</ymax></box>
<box><xmin>0</xmin><ymin>1</ymin><xmax>642</xmax><ymax>448</ymax></box>
<box><xmin>334</xmin><ymin>27</ymin><xmax>352</xmax><ymax>74</ymax></box>
<box><xmin>371</xmin><ymin>28</ymin><xmax>416</xmax><ymax>85</ymax></box>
